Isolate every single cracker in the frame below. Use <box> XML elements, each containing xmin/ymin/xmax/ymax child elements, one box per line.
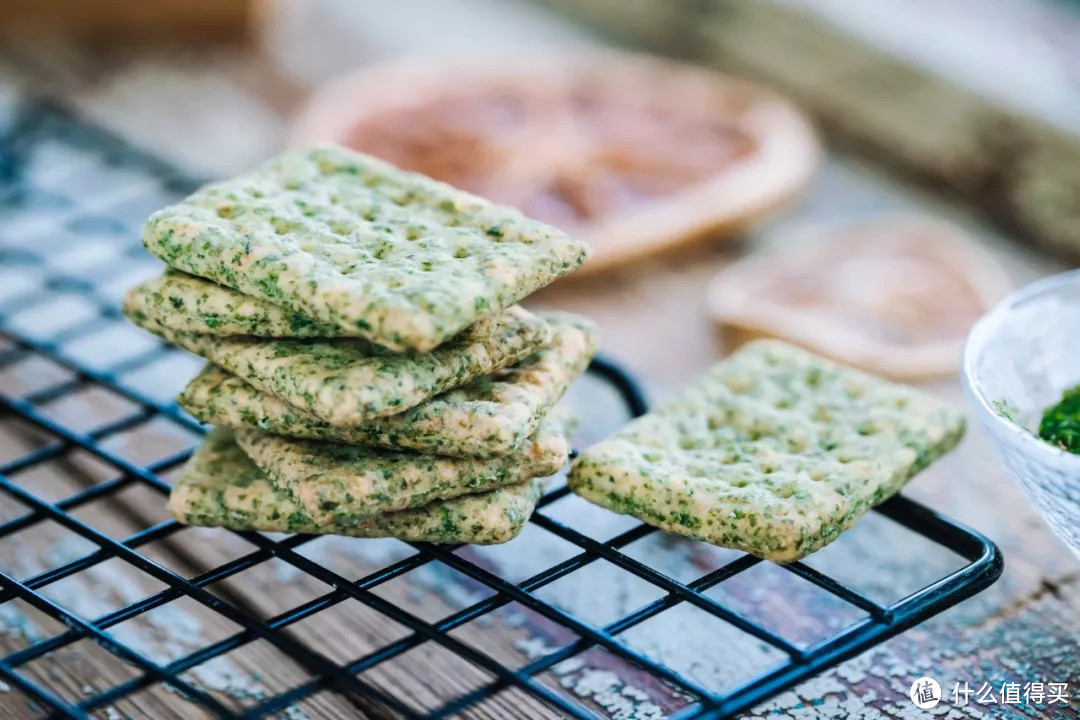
<box><xmin>177</xmin><ymin>312</ymin><xmax>599</xmax><ymax>456</ymax></box>
<box><xmin>142</xmin><ymin>145</ymin><xmax>590</xmax><ymax>352</ymax></box>
<box><xmin>129</xmin><ymin>304</ymin><xmax>550</xmax><ymax>426</ymax></box>
<box><xmin>124</xmin><ymin>269</ymin><xmax>342</xmax><ymax>338</ymax></box>
<box><xmin>568</xmin><ymin>340</ymin><xmax>965</xmax><ymax>562</ymax></box>
<box><xmin>169</xmin><ymin>429</ymin><xmax>546</xmax><ymax>544</ymax></box>
<box><xmin>234</xmin><ymin>416</ymin><xmax>568</xmax><ymax>527</ymax></box>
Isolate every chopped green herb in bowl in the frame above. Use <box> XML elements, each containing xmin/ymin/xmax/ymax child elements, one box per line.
<box><xmin>992</xmin><ymin>398</ymin><xmax>1019</xmax><ymax>423</ymax></box>
<box><xmin>1039</xmin><ymin>385</ymin><xmax>1080</xmax><ymax>454</ymax></box>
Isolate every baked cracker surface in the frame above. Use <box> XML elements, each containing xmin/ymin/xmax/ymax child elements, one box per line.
<box><xmin>568</xmin><ymin>340</ymin><xmax>965</xmax><ymax>562</ymax></box>
<box><xmin>128</xmin><ymin>304</ymin><xmax>550</xmax><ymax>426</ymax></box>
<box><xmin>178</xmin><ymin>312</ymin><xmax>598</xmax><ymax>456</ymax></box>
<box><xmin>168</xmin><ymin>429</ymin><xmax>545</xmax><ymax>544</ymax></box>
<box><xmin>124</xmin><ymin>269</ymin><xmax>342</xmax><ymax>338</ymax></box>
<box><xmin>234</xmin><ymin>416</ymin><xmax>568</xmax><ymax>527</ymax></box>
<box><xmin>142</xmin><ymin>145</ymin><xmax>590</xmax><ymax>353</ymax></box>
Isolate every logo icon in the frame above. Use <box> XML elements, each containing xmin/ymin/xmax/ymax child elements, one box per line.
<box><xmin>910</xmin><ymin>677</ymin><xmax>941</xmax><ymax>709</ymax></box>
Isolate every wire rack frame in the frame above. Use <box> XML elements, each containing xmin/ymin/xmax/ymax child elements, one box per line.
<box><xmin>0</xmin><ymin>102</ymin><xmax>1002</xmax><ymax>720</ymax></box>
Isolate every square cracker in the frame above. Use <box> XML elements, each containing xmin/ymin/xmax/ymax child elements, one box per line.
<box><xmin>234</xmin><ymin>415</ymin><xmax>567</xmax><ymax>527</ymax></box>
<box><xmin>124</xmin><ymin>269</ymin><xmax>343</xmax><ymax>338</ymax></box>
<box><xmin>169</xmin><ymin>429</ymin><xmax>545</xmax><ymax>545</ymax></box>
<box><xmin>142</xmin><ymin>145</ymin><xmax>590</xmax><ymax>353</ymax></box>
<box><xmin>128</xmin><ymin>304</ymin><xmax>550</xmax><ymax>426</ymax></box>
<box><xmin>178</xmin><ymin>312</ymin><xmax>598</xmax><ymax>456</ymax></box>
<box><xmin>568</xmin><ymin>341</ymin><xmax>965</xmax><ymax>563</ymax></box>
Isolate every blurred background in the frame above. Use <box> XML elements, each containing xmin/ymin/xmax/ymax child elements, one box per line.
<box><xmin>1</xmin><ymin>1</ymin><xmax>1079</xmax><ymax>718</ymax></box>
<box><xmin>4</xmin><ymin>0</ymin><xmax>1078</xmax><ymax>390</ymax></box>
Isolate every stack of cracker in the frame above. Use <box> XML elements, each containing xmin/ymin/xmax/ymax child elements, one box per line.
<box><xmin>124</xmin><ymin>146</ymin><xmax>596</xmax><ymax>545</ymax></box>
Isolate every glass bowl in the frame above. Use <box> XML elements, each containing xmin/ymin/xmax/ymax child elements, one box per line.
<box><xmin>963</xmin><ymin>269</ymin><xmax>1080</xmax><ymax>559</ymax></box>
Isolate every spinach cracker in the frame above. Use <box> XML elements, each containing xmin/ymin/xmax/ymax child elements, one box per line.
<box><xmin>124</xmin><ymin>269</ymin><xmax>343</xmax><ymax>338</ymax></box>
<box><xmin>178</xmin><ymin>312</ymin><xmax>598</xmax><ymax>456</ymax></box>
<box><xmin>169</xmin><ymin>429</ymin><xmax>546</xmax><ymax>544</ymax></box>
<box><xmin>234</xmin><ymin>416</ymin><xmax>568</xmax><ymax>527</ymax></box>
<box><xmin>142</xmin><ymin>145</ymin><xmax>590</xmax><ymax>353</ymax></box>
<box><xmin>128</xmin><ymin>305</ymin><xmax>550</xmax><ymax>425</ymax></box>
<box><xmin>568</xmin><ymin>341</ymin><xmax>965</xmax><ymax>562</ymax></box>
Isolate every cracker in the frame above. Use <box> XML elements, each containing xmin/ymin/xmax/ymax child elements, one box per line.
<box><xmin>234</xmin><ymin>416</ymin><xmax>567</xmax><ymax>527</ymax></box>
<box><xmin>168</xmin><ymin>429</ymin><xmax>545</xmax><ymax>544</ymax></box>
<box><xmin>142</xmin><ymin>145</ymin><xmax>590</xmax><ymax>353</ymax></box>
<box><xmin>124</xmin><ymin>269</ymin><xmax>342</xmax><ymax>338</ymax></box>
<box><xmin>178</xmin><ymin>312</ymin><xmax>598</xmax><ymax>456</ymax></box>
<box><xmin>568</xmin><ymin>340</ymin><xmax>965</xmax><ymax>562</ymax></box>
<box><xmin>129</xmin><ymin>305</ymin><xmax>550</xmax><ymax>425</ymax></box>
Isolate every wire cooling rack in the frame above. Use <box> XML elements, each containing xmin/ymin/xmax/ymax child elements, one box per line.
<box><xmin>0</xmin><ymin>103</ymin><xmax>1002</xmax><ymax>720</ymax></box>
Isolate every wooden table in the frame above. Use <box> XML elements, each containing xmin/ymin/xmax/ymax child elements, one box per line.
<box><xmin>0</xmin><ymin>3</ymin><xmax>1077</xmax><ymax>718</ymax></box>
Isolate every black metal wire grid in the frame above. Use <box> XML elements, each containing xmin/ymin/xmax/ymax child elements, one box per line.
<box><xmin>0</xmin><ymin>103</ymin><xmax>1003</xmax><ymax>720</ymax></box>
